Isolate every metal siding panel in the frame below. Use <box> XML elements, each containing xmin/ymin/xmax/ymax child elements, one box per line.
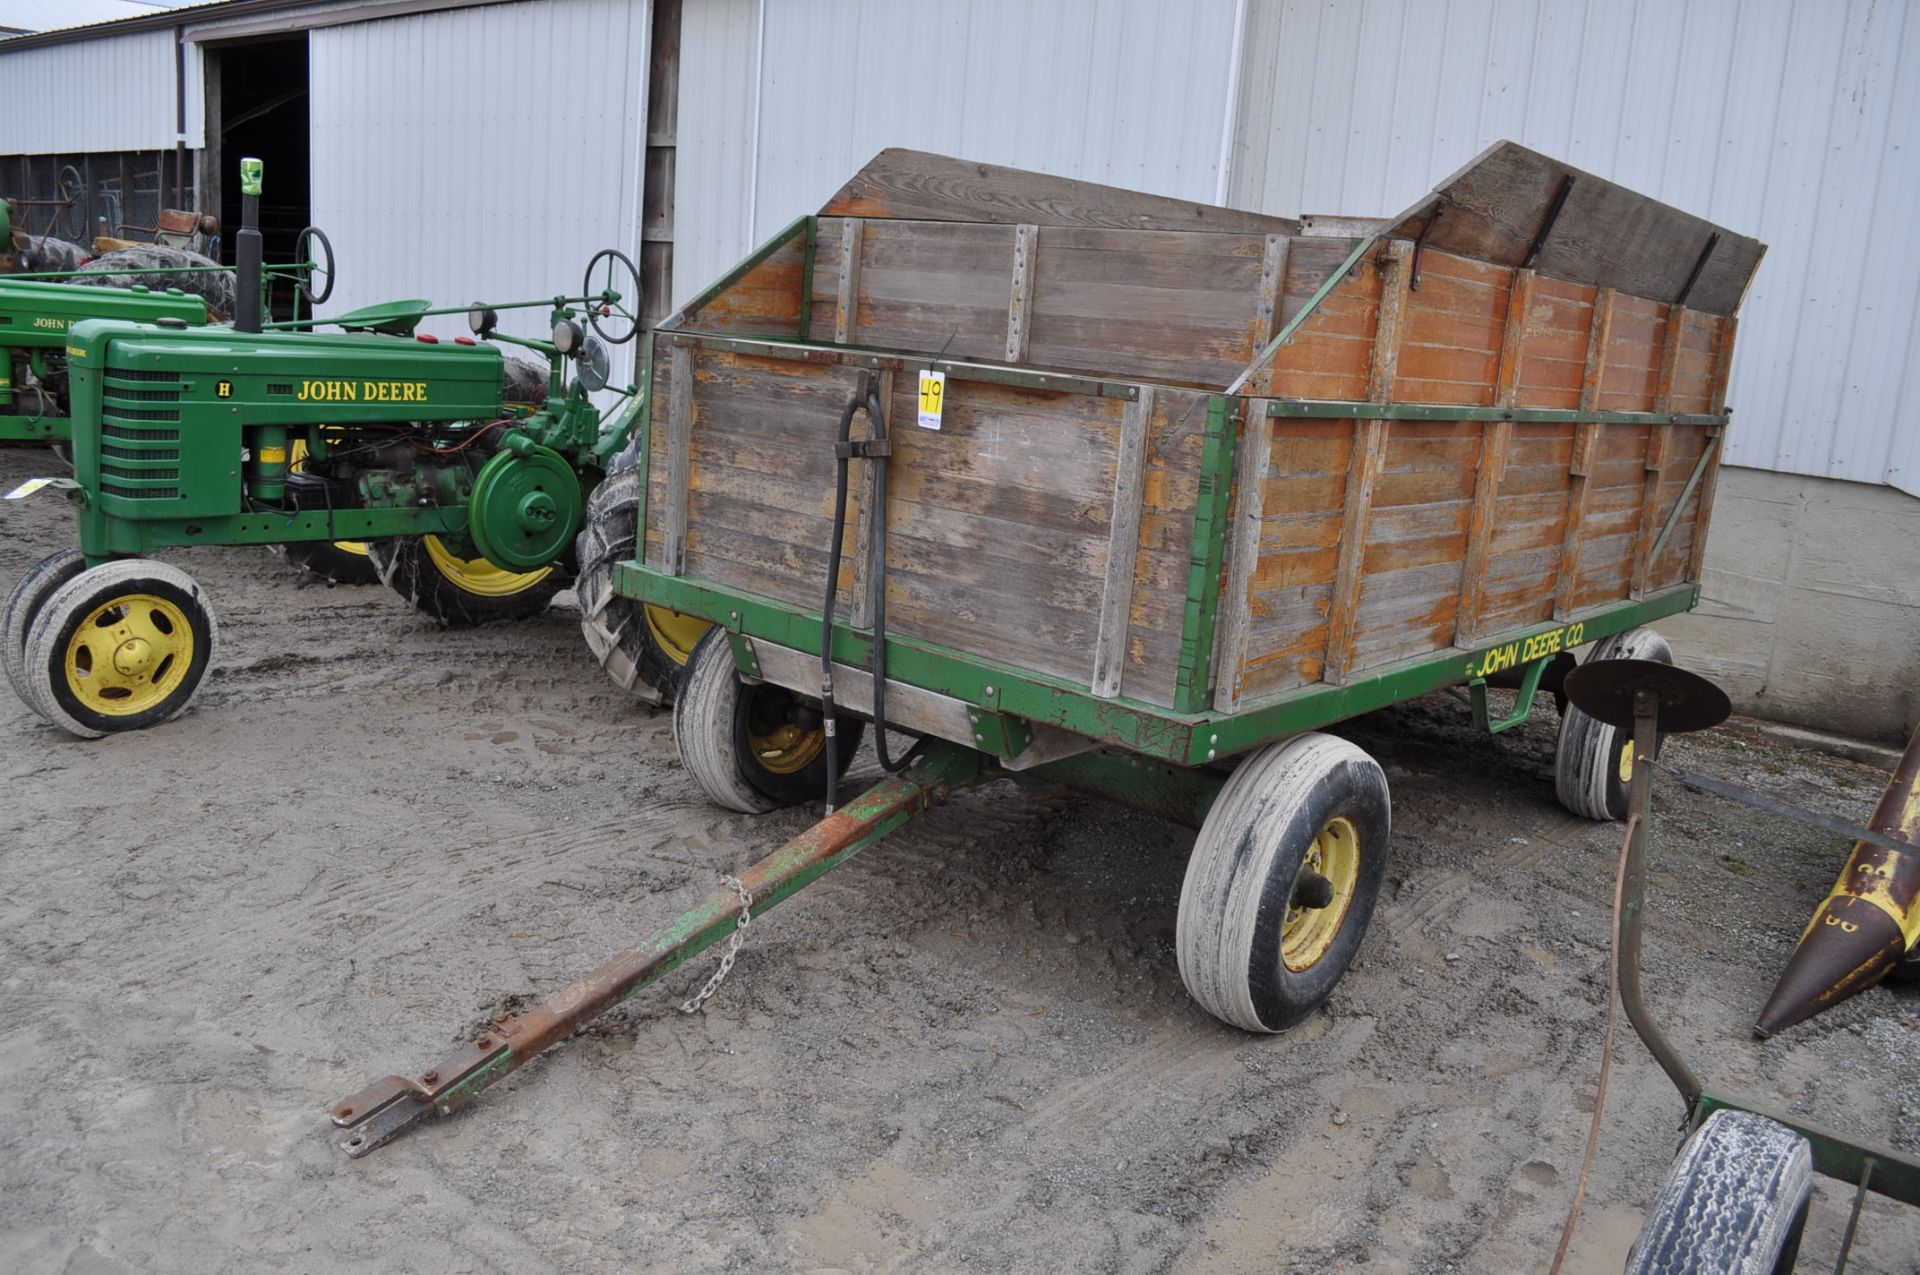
<box><xmin>0</xmin><ymin>29</ymin><xmax>197</xmax><ymax>154</ymax></box>
<box><xmin>1229</xmin><ymin>0</ymin><xmax>1920</xmax><ymax>496</ymax></box>
<box><xmin>674</xmin><ymin>0</ymin><xmax>759</xmax><ymax>310</ymax></box>
<box><xmin>308</xmin><ymin>0</ymin><xmax>649</xmax><ymax>396</ymax></box>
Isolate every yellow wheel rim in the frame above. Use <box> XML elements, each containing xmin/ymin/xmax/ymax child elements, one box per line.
<box><xmin>289</xmin><ymin>439</ymin><xmax>373</xmax><ymax>561</ymax></box>
<box><xmin>63</xmin><ymin>592</ymin><xmax>195</xmax><ymax>717</ymax></box>
<box><xmin>1282</xmin><ymin>816</ymin><xmax>1361</xmax><ymax>972</ymax></box>
<box><xmin>744</xmin><ymin>687</ymin><xmax>827</xmax><ymax>776</ymax></box>
<box><xmin>644</xmin><ymin>603</ymin><xmax>710</xmax><ymax>666</ymax></box>
<box><xmin>421</xmin><ymin>535</ymin><xmax>553</xmax><ymax>597</ymax></box>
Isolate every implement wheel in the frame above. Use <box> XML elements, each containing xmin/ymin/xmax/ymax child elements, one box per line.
<box><xmin>674</xmin><ymin>627</ymin><xmax>862</xmax><ymax>813</ymax></box>
<box><xmin>1623</xmin><ymin>1110</ymin><xmax>1811</xmax><ymax>1275</ymax></box>
<box><xmin>366</xmin><ymin>535</ymin><xmax>564</xmax><ymax>628</ymax></box>
<box><xmin>21</xmin><ymin>559</ymin><xmax>217</xmax><ymax>737</ymax></box>
<box><xmin>1555</xmin><ymin>626</ymin><xmax>1671</xmax><ymax>820</ymax></box>
<box><xmin>4</xmin><ymin>548</ymin><xmax>87</xmax><ymax>708</ymax></box>
<box><xmin>1177</xmin><ymin>733</ymin><xmax>1391</xmax><ymax>1032</ymax></box>
<box><xmin>575</xmin><ymin>432</ymin><xmax>709</xmax><ymax>701</ymax></box>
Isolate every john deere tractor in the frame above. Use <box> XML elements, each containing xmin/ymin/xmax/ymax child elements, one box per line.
<box><xmin>2</xmin><ymin>158</ymin><xmax>702</xmax><ymax>737</ymax></box>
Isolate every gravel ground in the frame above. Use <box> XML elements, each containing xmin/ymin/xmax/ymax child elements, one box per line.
<box><xmin>2</xmin><ymin>443</ymin><xmax>1917</xmax><ymax>1274</ymax></box>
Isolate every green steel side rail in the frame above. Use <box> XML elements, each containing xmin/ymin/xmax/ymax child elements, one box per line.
<box><xmin>616</xmin><ymin>561</ymin><xmax>1699</xmax><ymax>767</ymax></box>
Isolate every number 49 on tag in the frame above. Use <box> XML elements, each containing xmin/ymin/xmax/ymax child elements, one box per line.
<box><xmin>917</xmin><ymin>370</ymin><xmax>946</xmax><ymax>430</ymax></box>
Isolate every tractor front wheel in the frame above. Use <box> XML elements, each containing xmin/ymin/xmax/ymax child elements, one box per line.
<box><xmin>366</xmin><ymin>535</ymin><xmax>565</xmax><ymax>627</ymax></box>
<box><xmin>20</xmin><ymin>559</ymin><xmax>217</xmax><ymax>737</ymax></box>
<box><xmin>4</xmin><ymin>548</ymin><xmax>87</xmax><ymax>708</ymax></box>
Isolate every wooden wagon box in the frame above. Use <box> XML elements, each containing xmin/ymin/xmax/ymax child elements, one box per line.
<box><xmin>616</xmin><ymin>143</ymin><xmax>1763</xmax><ymax>767</ymax></box>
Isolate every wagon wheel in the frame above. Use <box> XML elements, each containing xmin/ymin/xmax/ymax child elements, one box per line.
<box><xmin>674</xmin><ymin>627</ymin><xmax>863</xmax><ymax>813</ymax></box>
<box><xmin>20</xmin><ymin>559</ymin><xmax>219</xmax><ymax>738</ymax></box>
<box><xmin>365</xmin><ymin>535</ymin><xmax>566</xmax><ymax>628</ymax></box>
<box><xmin>575</xmin><ymin>427</ymin><xmax>709</xmax><ymax>703</ymax></box>
<box><xmin>1176</xmin><ymin>732</ymin><xmax>1391</xmax><ymax>1032</ymax></box>
<box><xmin>1622</xmin><ymin>1109</ymin><xmax>1812</xmax><ymax>1275</ymax></box>
<box><xmin>1554</xmin><ymin>627</ymin><xmax>1671</xmax><ymax>820</ymax></box>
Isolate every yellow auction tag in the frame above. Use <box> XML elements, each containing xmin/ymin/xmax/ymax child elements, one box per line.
<box><xmin>917</xmin><ymin>370</ymin><xmax>946</xmax><ymax>430</ymax></box>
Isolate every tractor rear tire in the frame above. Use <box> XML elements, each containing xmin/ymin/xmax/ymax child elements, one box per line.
<box><xmin>674</xmin><ymin>626</ymin><xmax>862</xmax><ymax>813</ymax></box>
<box><xmin>1622</xmin><ymin>1109</ymin><xmax>1812</xmax><ymax>1275</ymax></box>
<box><xmin>22</xmin><ymin>558</ymin><xmax>217</xmax><ymax>738</ymax></box>
<box><xmin>366</xmin><ymin>535</ymin><xmax>565</xmax><ymax>628</ymax></box>
<box><xmin>575</xmin><ymin>432</ymin><xmax>709</xmax><ymax>703</ymax></box>
<box><xmin>75</xmin><ymin>245</ymin><xmax>236</xmax><ymax>321</ymax></box>
<box><xmin>1176</xmin><ymin>733</ymin><xmax>1391</xmax><ymax>1032</ymax></box>
<box><xmin>1555</xmin><ymin>627</ymin><xmax>1673</xmax><ymax>821</ymax></box>
<box><xmin>4</xmin><ymin>548</ymin><xmax>87</xmax><ymax>709</ymax></box>
<box><xmin>16</xmin><ymin>236</ymin><xmax>88</xmax><ymax>274</ymax></box>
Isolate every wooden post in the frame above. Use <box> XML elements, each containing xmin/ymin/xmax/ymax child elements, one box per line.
<box><xmin>1091</xmin><ymin>387</ymin><xmax>1155</xmax><ymax>698</ymax></box>
<box><xmin>1324</xmin><ymin>241</ymin><xmax>1410</xmax><ymax>685</ymax></box>
<box><xmin>1629</xmin><ymin>303</ymin><xmax>1686</xmax><ymax>597</ymax></box>
<box><xmin>1005</xmin><ymin>223</ymin><xmax>1038</xmax><ymax>363</ymax></box>
<box><xmin>659</xmin><ymin>340</ymin><xmax>695</xmax><ymax>575</ymax></box>
<box><xmin>1213</xmin><ymin>402</ymin><xmax>1275</xmax><ymax>711</ymax></box>
<box><xmin>1253</xmin><ymin>233</ymin><xmax>1290</xmax><ymax>351</ymax></box>
<box><xmin>1554</xmin><ymin>288</ymin><xmax>1615</xmax><ymax>619</ymax></box>
<box><xmin>848</xmin><ymin>368</ymin><xmax>895</xmax><ymax>628</ymax></box>
<box><xmin>1686</xmin><ymin>315</ymin><xmax>1737</xmax><ymax>581</ymax></box>
<box><xmin>833</xmin><ymin>218</ymin><xmax>864</xmax><ymax>344</ymax></box>
<box><xmin>1455</xmin><ymin>267</ymin><xmax>1533</xmax><ymax>646</ymax></box>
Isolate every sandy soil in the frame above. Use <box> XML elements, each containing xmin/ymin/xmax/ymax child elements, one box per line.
<box><xmin>2</xmin><ymin>444</ymin><xmax>1917</xmax><ymax>1275</ymax></box>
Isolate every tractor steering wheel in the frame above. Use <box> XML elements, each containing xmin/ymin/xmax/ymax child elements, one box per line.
<box><xmin>582</xmin><ymin>248</ymin><xmax>643</xmax><ymax>345</ymax></box>
<box><xmin>295</xmin><ymin>226</ymin><xmax>336</xmax><ymax>307</ymax></box>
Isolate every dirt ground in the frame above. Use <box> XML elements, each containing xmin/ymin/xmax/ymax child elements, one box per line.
<box><xmin>2</xmin><ymin>444</ymin><xmax>1917</xmax><ymax>1275</ymax></box>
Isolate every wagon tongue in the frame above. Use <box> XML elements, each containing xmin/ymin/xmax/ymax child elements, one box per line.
<box><xmin>331</xmin><ymin>1033</ymin><xmax>511</xmax><ymax>1157</ymax></box>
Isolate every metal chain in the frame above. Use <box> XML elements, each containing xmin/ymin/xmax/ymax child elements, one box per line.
<box><xmin>679</xmin><ymin>874</ymin><xmax>754</xmax><ymax>1014</ymax></box>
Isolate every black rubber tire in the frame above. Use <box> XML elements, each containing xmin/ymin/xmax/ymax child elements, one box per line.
<box><xmin>1555</xmin><ymin>627</ymin><xmax>1673</xmax><ymax>821</ymax></box>
<box><xmin>365</xmin><ymin>536</ymin><xmax>567</xmax><ymax>628</ymax></box>
<box><xmin>673</xmin><ymin>627</ymin><xmax>863</xmax><ymax>813</ymax></box>
<box><xmin>575</xmin><ymin>430</ymin><xmax>706</xmax><ymax>703</ymax></box>
<box><xmin>3</xmin><ymin>548</ymin><xmax>87</xmax><ymax>710</ymax></box>
<box><xmin>22</xmin><ymin>559</ymin><xmax>218</xmax><ymax>738</ymax></box>
<box><xmin>279</xmin><ymin>540</ymin><xmax>380</xmax><ymax>587</ymax></box>
<box><xmin>1176</xmin><ymin>732</ymin><xmax>1392</xmax><ymax>1032</ymax></box>
<box><xmin>74</xmin><ymin>245</ymin><xmax>236</xmax><ymax>321</ymax></box>
<box><xmin>1623</xmin><ymin>1109</ymin><xmax>1812</xmax><ymax>1275</ymax></box>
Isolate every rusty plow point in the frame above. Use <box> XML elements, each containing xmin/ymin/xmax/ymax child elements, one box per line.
<box><xmin>1755</xmin><ymin>725</ymin><xmax>1920</xmax><ymax>1038</ymax></box>
<box><xmin>331</xmin><ymin>1032</ymin><xmax>513</xmax><ymax>1158</ymax></box>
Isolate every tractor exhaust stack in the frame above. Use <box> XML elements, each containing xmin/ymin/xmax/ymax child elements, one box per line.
<box><xmin>1754</xmin><ymin>726</ymin><xmax>1920</xmax><ymax>1038</ymax></box>
<box><xmin>234</xmin><ymin>157</ymin><xmax>263</xmax><ymax>334</ymax></box>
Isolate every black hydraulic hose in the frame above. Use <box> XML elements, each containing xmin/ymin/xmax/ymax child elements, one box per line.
<box><xmin>818</xmin><ymin>388</ymin><xmax>864</xmax><ymax>815</ymax></box>
<box><xmin>861</xmin><ymin>381</ymin><xmax>911</xmax><ymax>777</ymax></box>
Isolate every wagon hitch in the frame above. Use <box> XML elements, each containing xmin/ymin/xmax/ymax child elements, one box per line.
<box><xmin>331</xmin><ymin>742</ymin><xmax>981</xmax><ymax>1157</ymax></box>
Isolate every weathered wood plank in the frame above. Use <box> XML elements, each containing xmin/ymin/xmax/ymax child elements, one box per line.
<box><xmin>1453</xmin><ymin>267</ymin><xmax>1532</xmax><ymax>644</ymax></box>
<box><xmin>1255</xmin><ymin>234</ymin><xmax>1289</xmax><ymax>348</ymax></box>
<box><xmin>1091</xmin><ymin>386</ymin><xmax>1154</xmax><ymax>698</ymax></box>
<box><xmin>1554</xmin><ymin>288</ymin><xmax>1614</xmax><ymax>619</ymax></box>
<box><xmin>659</xmin><ymin>341</ymin><xmax>695</xmax><ymax>574</ymax></box>
<box><xmin>833</xmin><ymin>217</ymin><xmax>864</xmax><ymax>344</ymax></box>
<box><xmin>1004</xmin><ymin>223</ymin><xmax>1037</xmax><ymax>363</ymax></box>
<box><xmin>1213</xmin><ymin>401</ymin><xmax>1274</xmax><ymax>712</ymax></box>
<box><xmin>1368</xmin><ymin>241</ymin><xmax>1415</xmax><ymax>400</ymax></box>
<box><xmin>1629</xmin><ymin>302</ymin><xmax>1686</xmax><ymax>597</ymax></box>
<box><xmin>822</xmin><ymin>147</ymin><xmax>1299</xmax><ymax>235</ymax></box>
<box><xmin>1686</xmin><ymin>316</ymin><xmax>1737</xmax><ymax>581</ymax></box>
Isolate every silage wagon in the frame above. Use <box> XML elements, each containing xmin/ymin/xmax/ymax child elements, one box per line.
<box><xmin>338</xmin><ymin>143</ymin><xmax>1766</xmax><ymax>1153</ymax></box>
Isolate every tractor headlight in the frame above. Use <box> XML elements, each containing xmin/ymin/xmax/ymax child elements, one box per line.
<box><xmin>468</xmin><ymin>305</ymin><xmax>498</xmax><ymax>337</ymax></box>
<box><xmin>551</xmin><ymin>319</ymin><xmax>583</xmax><ymax>355</ymax></box>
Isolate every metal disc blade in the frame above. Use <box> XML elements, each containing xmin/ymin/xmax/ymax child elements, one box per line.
<box><xmin>1562</xmin><ymin>657</ymin><xmax>1731</xmax><ymax>733</ymax></box>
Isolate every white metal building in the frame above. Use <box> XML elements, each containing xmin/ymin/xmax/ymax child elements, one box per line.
<box><xmin>2</xmin><ymin>0</ymin><xmax>1915</xmax><ymax>735</ymax></box>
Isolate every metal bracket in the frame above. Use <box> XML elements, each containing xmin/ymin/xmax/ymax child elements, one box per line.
<box><xmin>833</xmin><ymin>438</ymin><xmax>892</xmax><ymax>460</ymax></box>
<box><xmin>1461</xmin><ymin>655</ymin><xmax>1553</xmax><ymax>734</ymax></box>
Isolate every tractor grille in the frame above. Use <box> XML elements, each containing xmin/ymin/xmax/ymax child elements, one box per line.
<box><xmin>99</xmin><ymin>364</ymin><xmax>185</xmax><ymax>501</ymax></box>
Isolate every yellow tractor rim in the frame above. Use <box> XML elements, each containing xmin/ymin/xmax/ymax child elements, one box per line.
<box><xmin>289</xmin><ymin>438</ymin><xmax>373</xmax><ymax>560</ymax></box>
<box><xmin>644</xmin><ymin>604</ymin><xmax>710</xmax><ymax>666</ymax></box>
<box><xmin>422</xmin><ymin>535</ymin><xmax>554</xmax><ymax>597</ymax></box>
<box><xmin>1282</xmin><ymin>815</ymin><xmax>1361</xmax><ymax>972</ymax></box>
<box><xmin>63</xmin><ymin>592</ymin><xmax>195</xmax><ymax>717</ymax></box>
<box><xmin>1617</xmin><ymin>738</ymin><xmax>1636</xmax><ymax>785</ymax></box>
<box><xmin>744</xmin><ymin>687</ymin><xmax>827</xmax><ymax>776</ymax></box>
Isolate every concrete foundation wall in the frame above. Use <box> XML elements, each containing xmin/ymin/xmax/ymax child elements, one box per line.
<box><xmin>1664</xmin><ymin>467</ymin><xmax>1920</xmax><ymax>744</ymax></box>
